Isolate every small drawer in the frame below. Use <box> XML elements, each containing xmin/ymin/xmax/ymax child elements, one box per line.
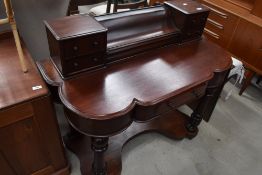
<box><xmin>63</xmin><ymin>54</ymin><xmax>104</xmax><ymax>75</ymax></box>
<box><xmin>63</xmin><ymin>33</ymin><xmax>106</xmax><ymax>59</ymax></box>
<box><xmin>204</xmin><ymin>28</ymin><xmax>220</xmax><ymax>40</ymax></box>
<box><xmin>201</xmin><ymin>1</ymin><xmax>238</xmax><ymax>27</ymax></box>
<box><xmin>201</xmin><ymin>2</ymin><xmax>239</xmax><ymax>48</ymax></box>
<box><xmin>168</xmin><ymin>83</ymin><xmax>206</xmax><ymax>108</ymax></box>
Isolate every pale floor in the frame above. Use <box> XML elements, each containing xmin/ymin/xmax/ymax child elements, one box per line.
<box><xmin>56</xmin><ymin>79</ymin><xmax>262</xmax><ymax>175</ymax></box>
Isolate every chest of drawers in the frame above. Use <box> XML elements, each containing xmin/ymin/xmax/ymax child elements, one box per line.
<box><xmin>45</xmin><ymin>15</ymin><xmax>107</xmax><ymax>77</ymax></box>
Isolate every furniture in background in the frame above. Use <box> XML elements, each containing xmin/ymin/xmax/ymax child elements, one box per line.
<box><xmin>0</xmin><ymin>0</ymin><xmax>27</xmax><ymax>72</ymax></box>
<box><xmin>0</xmin><ymin>32</ymin><xmax>69</xmax><ymax>175</ymax></box>
<box><xmin>224</xmin><ymin>57</ymin><xmax>245</xmax><ymax>100</ymax></box>
<box><xmin>38</xmin><ymin>1</ymin><xmax>231</xmax><ymax>174</ymax></box>
<box><xmin>198</xmin><ymin>0</ymin><xmax>262</xmax><ymax>95</ymax></box>
<box><xmin>67</xmin><ymin>0</ymin><xmax>109</xmax><ymax>15</ymax></box>
<box><xmin>67</xmin><ymin>0</ymin><xmax>148</xmax><ymax>16</ymax></box>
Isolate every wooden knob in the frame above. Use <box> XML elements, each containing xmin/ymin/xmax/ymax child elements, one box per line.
<box><xmin>73</xmin><ymin>62</ymin><xmax>79</xmax><ymax>67</ymax></box>
<box><xmin>93</xmin><ymin>41</ymin><xmax>99</xmax><ymax>46</ymax></box>
<box><xmin>73</xmin><ymin>46</ymin><xmax>78</xmax><ymax>51</ymax></box>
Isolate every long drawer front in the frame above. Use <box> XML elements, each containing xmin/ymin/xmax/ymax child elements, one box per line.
<box><xmin>133</xmin><ymin>83</ymin><xmax>207</xmax><ymax>122</ymax></box>
<box><xmin>201</xmin><ymin>1</ymin><xmax>239</xmax><ymax>48</ymax></box>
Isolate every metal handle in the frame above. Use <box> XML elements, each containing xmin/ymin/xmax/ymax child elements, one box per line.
<box><xmin>207</xmin><ymin>18</ymin><xmax>224</xmax><ymax>30</ymax></box>
<box><xmin>204</xmin><ymin>28</ymin><xmax>220</xmax><ymax>40</ymax></box>
<box><xmin>202</xmin><ymin>4</ymin><xmax>228</xmax><ymax>19</ymax></box>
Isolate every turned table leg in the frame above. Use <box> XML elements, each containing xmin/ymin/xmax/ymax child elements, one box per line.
<box><xmin>186</xmin><ymin>112</ymin><xmax>202</xmax><ymax>133</ymax></box>
<box><xmin>91</xmin><ymin>137</ymin><xmax>109</xmax><ymax>175</ymax></box>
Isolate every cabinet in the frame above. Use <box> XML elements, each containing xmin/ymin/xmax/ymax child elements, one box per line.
<box><xmin>202</xmin><ymin>2</ymin><xmax>239</xmax><ymax>48</ymax></box>
<box><xmin>198</xmin><ymin>0</ymin><xmax>262</xmax><ymax>94</ymax></box>
<box><xmin>228</xmin><ymin>19</ymin><xmax>262</xmax><ymax>72</ymax></box>
<box><xmin>0</xmin><ymin>32</ymin><xmax>69</xmax><ymax>175</ymax></box>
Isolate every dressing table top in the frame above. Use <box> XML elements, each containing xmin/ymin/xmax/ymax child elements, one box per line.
<box><xmin>37</xmin><ymin>38</ymin><xmax>231</xmax><ymax>120</ymax></box>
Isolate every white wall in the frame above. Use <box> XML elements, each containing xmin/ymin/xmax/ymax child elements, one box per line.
<box><xmin>0</xmin><ymin>0</ymin><xmax>70</xmax><ymax>60</ymax></box>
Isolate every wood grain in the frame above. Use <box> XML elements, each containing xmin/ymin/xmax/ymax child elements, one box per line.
<box><xmin>0</xmin><ymin>33</ymin><xmax>69</xmax><ymax>175</ymax></box>
<box><xmin>38</xmin><ymin>38</ymin><xmax>231</xmax><ymax>121</ymax></box>
<box><xmin>0</xmin><ymin>35</ymin><xmax>48</xmax><ymax>110</ymax></box>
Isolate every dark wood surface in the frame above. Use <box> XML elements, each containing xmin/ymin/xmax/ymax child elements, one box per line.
<box><xmin>39</xmin><ymin>4</ymin><xmax>232</xmax><ymax>173</ymax></box>
<box><xmin>199</xmin><ymin>0</ymin><xmax>262</xmax><ymax>95</ymax></box>
<box><xmin>38</xmin><ymin>38</ymin><xmax>231</xmax><ymax>121</ymax></box>
<box><xmin>45</xmin><ymin>15</ymin><xmax>107</xmax><ymax>40</ymax></box>
<box><xmin>46</xmin><ymin>3</ymin><xmax>209</xmax><ymax>78</ymax></box>
<box><xmin>0</xmin><ymin>33</ymin><xmax>48</xmax><ymax>110</ymax></box>
<box><xmin>38</xmin><ymin>36</ymin><xmax>231</xmax><ymax>175</ymax></box>
<box><xmin>0</xmin><ymin>33</ymin><xmax>69</xmax><ymax>175</ymax></box>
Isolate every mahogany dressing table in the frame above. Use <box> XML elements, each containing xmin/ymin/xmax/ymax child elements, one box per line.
<box><xmin>37</xmin><ymin>1</ymin><xmax>232</xmax><ymax>174</ymax></box>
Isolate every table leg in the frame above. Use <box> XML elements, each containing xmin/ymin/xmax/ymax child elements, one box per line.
<box><xmin>186</xmin><ymin>112</ymin><xmax>202</xmax><ymax>133</ymax></box>
<box><xmin>91</xmin><ymin>137</ymin><xmax>109</xmax><ymax>175</ymax></box>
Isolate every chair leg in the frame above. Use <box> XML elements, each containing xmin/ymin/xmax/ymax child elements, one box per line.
<box><xmin>256</xmin><ymin>76</ymin><xmax>262</xmax><ymax>85</ymax></box>
<box><xmin>239</xmin><ymin>69</ymin><xmax>255</xmax><ymax>96</ymax></box>
<box><xmin>67</xmin><ymin>0</ymin><xmax>79</xmax><ymax>15</ymax></box>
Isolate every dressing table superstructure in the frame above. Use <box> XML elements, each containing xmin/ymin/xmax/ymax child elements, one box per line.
<box><xmin>37</xmin><ymin>1</ymin><xmax>232</xmax><ymax>174</ymax></box>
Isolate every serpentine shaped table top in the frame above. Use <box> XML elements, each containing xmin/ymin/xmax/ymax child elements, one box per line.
<box><xmin>37</xmin><ymin>38</ymin><xmax>231</xmax><ymax>120</ymax></box>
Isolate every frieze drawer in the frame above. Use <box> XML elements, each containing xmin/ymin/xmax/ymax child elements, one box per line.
<box><xmin>63</xmin><ymin>33</ymin><xmax>107</xmax><ymax>59</ymax></box>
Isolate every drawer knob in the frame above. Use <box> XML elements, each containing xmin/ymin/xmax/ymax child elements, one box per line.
<box><xmin>73</xmin><ymin>46</ymin><xmax>78</xmax><ymax>51</ymax></box>
<box><xmin>192</xmin><ymin>19</ymin><xmax>197</xmax><ymax>24</ymax></box>
<box><xmin>93</xmin><ymin>58</ymin><xmax>98</xmax><ymax>62</ymax></box>
<box><xmin>73</xmin><ymin>62</ymin><xmax>79</xmax><ymax>67</ymax></box>
<box><xmin>93</xmin><ymin>41</ymin><xmax>99</xmax><ymax>47</ymax></box>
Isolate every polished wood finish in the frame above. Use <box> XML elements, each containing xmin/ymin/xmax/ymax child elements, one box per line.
<box><xmin>45</xmin><ymin>15</ymin><xmax>107</xmax><ymax>77</ymax></box>
<box><xmin>201</xmin><ymin>2</ymin><xmax>239</xmax><ymax>48</ymax></box>
<box><xmin>46</xmin><ymin>2</ymin><xmax>209</xmax><ymax>78</ymax></box>
<box><xmin>37</xmin><ymin>37</ymin><xmax>231</xmax><ymax>174</ymax></box>
<box><xmin>228</xmin><ymin>19</ymin><xmax>262</xmax><ymax>75</ymax></box>
<box><xmin>0</xmin><ymin>33</ymin><xmax>69</xmax><ymax>175</ymax></box>
<box><xmin>199</xmin><ymin>0</ymin><xmax>262</xmax><ymax>95</ymax></box>
<box><xmin>0</xmin><ymin>34</ymin><xmax>47</xmax><ymax>110</ymax></box>
<box><xmin>39</xmin><ymin>3</ymin><xmax>231</xmax><ymax>174</ymax></box>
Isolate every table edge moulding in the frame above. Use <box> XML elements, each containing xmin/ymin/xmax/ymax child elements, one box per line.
<box><xmin>37</xmin><ymin>1</ymin><xmax>232</xmax><ymax>175</ymax></box>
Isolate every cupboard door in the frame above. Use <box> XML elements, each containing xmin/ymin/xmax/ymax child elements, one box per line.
<box><xmin>228</xmin><ymin>19</ymin><xmax>262</xmax><ymax>73</ymax></box>
<box><xmin>0</xmin><ymin>103</ymin><xmax>52</xmax><ymax>175</ymax></box>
